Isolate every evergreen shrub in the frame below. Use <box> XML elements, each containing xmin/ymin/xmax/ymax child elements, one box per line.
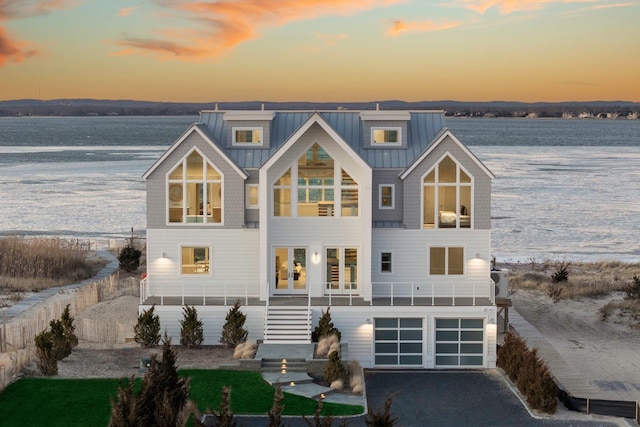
<box><xmin>118</xmin><ymin>245</ymin><xmax>142</xmax><ymax>272</ymax></box>
<box><xmin>312</xmin><ymin>307</ymin><xmax>341</xmax><ymax>342</ymax></box>
<box><xmin>220</xmin><ymin>300</ymin><xmax>248</xmax><ymax>348</ymax></box>
<box><xmin>134</xmin><ymin>304</ymin><xmax>161</xmax><ymax>348</ymax></box>
<box><xmin>180</xmin><ymin>305</ymin><xmax>204</xmax><ymax>349</ymax></box>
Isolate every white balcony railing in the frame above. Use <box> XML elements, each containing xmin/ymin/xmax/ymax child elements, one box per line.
<box><xmin>140</xmin><ymin>278</ymin><xmax>494</xmax><ymax>307</ymax></box>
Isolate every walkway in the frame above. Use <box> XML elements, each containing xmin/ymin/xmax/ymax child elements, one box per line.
<box><xmin>509</xmin><ymin>308</ymin><xmax>600</xmax><ymax>398</ymax></box>
<box><xmin>2</xmin><ymin>250</ymin><xmax>119</xmax><ymax>321</ymax></box>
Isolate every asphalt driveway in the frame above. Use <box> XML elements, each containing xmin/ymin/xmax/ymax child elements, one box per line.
<box><xmin>208</xmin><ymin>370</ymin><xmax>620</xmax><ymax>426</ymax></box>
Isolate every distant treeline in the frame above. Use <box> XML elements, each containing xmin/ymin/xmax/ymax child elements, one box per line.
<box><xmin>0</xmin><ymin>99</ymin><xmax>638</xmax><ymax>118</ymax></box>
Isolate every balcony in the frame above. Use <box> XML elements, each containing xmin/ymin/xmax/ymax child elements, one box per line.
<box><xmin>140</xmin><ymin>277</ymin><xmax>494</xmax><ymax>307</ymax></box>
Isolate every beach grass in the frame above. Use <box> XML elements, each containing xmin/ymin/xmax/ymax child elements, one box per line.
<box><xmin>0</xmin><ymin>370</ymin><xmax>362</xmax><ymax>427</ymax></box>
<box><xmin>0</xmin><ymin>236</ymin><xmax>105</xmax><ymax>292</ymax></box>
<box><xmin>505</xmin><ymin>259</ymin><xmax>640</xmax><ymax>321</ymax></box>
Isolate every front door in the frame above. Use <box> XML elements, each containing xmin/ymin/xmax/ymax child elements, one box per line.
<box><xmin>274</xmin><ymin>247</ymin><xmax>307</xmax><ymax>294</ymax></box>
<box><xmin>325</xmin><ymin>247</ymin><xmax>358</xmax><ymax>295</ymax></box>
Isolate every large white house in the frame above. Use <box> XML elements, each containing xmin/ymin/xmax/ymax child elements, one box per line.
<box><xmin>141</xmin><ymin>108</ymin><xmax>498</xmax><ymax>369</ymax></box>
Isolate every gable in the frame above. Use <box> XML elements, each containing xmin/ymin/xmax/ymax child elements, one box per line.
<box><xmin>143</xmin><ymin>125</ymin><xmax>247</xmax><ymax>180</ymax></box>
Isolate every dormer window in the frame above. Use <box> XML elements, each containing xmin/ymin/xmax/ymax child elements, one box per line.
<box><xmin>233</xmin><ymin>127</ymin><xmax>263</xmax><ymax>145</ymax></box>
<box><xmin>372</xmin><ymin>127</ymin><xmax>401</xmax><ymax>145</ymax></box>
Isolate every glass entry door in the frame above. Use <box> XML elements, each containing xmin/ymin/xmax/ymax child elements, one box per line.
<box><xmin>325</xmin><ymin>247</ymin><xmax>358</xmax><ymax>295</ymax></box>
<box><xmin>274</xmin><ymin>247</ymin><xmax>307</xmax><ymax>294</ymax></box>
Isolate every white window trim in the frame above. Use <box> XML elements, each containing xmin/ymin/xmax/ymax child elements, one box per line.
<box><xmin>378</xmin><ymin>184</ymin><xmax>395</xmax><ymax>209</ymax></box>
<box><xmin>179</xmin><ymin>244</ymin><xmax>213</xmax><ymax>276</ymax></box>
<box><xmin>428</xmin><ymin>246</ymin><xmax>466</xmax><ymax>277</ymax></box>
<box><xmin>371</xmin><ymin>127</ymin><xmax>402</xmax><ymax>146</ymax></box>
<box><xmin>379</xmin><ymin>251</ymin><xmax>393</xmax><ymax>274</ymax></box>
<box><xmin>232</xmin><ymin>127</ymin><xmax>263</xmax><ymax>146</ymax></box>
<box><xmin>246</xmin><ymin>184</ymin><xmax>259</xmax><ymax>209</ymax></box>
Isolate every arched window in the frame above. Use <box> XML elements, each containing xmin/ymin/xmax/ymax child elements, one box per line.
<box><xmin>168</xmin><ymin>150</ymin><xmax>222</xmax><ymax>224</ymax></box>
<box><xmin>273</xmin><ymin>143</ymin><xmax>358</xmax><ymax>218</ymax></box>
<box><xmin>423</xmin><ymin>155</ymin><xmax>471</xmax><ymax>229</ymax></box>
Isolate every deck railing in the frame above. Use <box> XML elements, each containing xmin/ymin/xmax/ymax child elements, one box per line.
<box><xmin>140</xmin><ymin>278</ymin><xmax>493</xmax><ymax>306</ymax></box>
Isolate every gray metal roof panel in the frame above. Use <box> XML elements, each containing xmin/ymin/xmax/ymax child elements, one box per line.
<box><xmin>197</xmin><ymin>110</ymin><xmax>447</xmax><ymax>170</ymax></box>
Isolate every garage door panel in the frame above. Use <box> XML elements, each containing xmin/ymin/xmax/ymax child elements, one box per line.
<box><xmin>374</xmin><ymin>317</ymin><xmax>423</xmax><ymax>367</ymax></box>
<box><xmin>435</xmin><ymin>318</ymin><xmax>484</xmax><ymax>367</ymax></box>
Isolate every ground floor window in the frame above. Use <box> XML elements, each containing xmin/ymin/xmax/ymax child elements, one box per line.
<box><xmin>374</xmin><ymin>318</ymin><xmax>422</xmax><ymax>366</ymax></box>
<box><xmin>435</xmin><ymin>318</ymin><xmax>484</xmax><ymax>367</ymax></box>
<box><xmin>181</xmin><ymin>246</ymin><xmax>210</xmax><ymax>274</ymax></box>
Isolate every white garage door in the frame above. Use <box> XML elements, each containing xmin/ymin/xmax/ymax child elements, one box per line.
<box><xmin>374</xmin><ymin>318</ymin><xmax>423</xmax><ymax>366</ymax></box>
<box><xmin>435</xmin><ymin>318</ymin><xmax>484</xmax><ymax>367</ymax></box>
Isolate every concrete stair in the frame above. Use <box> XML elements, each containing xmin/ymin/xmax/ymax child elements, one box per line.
<box><xmin>263</xmin><ymin>306</ymin><xmax>312</xmax><ymax>344</ymax></box>
<box><xmin>261</xmin><ymin>357</ymin><xmax>307</xmax><ymax>373</ymax></box>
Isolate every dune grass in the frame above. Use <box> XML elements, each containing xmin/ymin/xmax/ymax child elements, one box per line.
<box><xmin>0</xmin><ymin>370</ymin><xmax>363</xmax><ymax>427</ymax></box>
<box><xmin>505</xmin><ymin>259</ymin><xmax>640</xmax><ymax>322</ymax></box>
<box><xmin>0</xmin><ymin>236</ymin><xmax>105</xmax><ymax>292</ymax></box>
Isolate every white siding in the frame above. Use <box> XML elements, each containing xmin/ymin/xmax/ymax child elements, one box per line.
<box><xmin>147</xmin><ymin>228</ymin><xmax>260</xmax><ymax>298</ymax></box>
<box><xmin>371</xmin><ymin>229</ymin><xmax>491</xmax><ymax>298</ymax></box>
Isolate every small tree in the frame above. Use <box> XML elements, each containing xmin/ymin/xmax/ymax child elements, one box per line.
<box><xmin>324</xmin><ymin>350</ymin><xmax>348</xmax><ymax>385</ymax></box>
<box><xmin>267</xmin><ymin>385</ymin><xmax>285</xmax><ymax>427</ymax></box>
<box><xmin>34</xmin><ymin>329</ymin><xmax>58</xmax><ymax>376</ymax></box>
<box><xmin>118</xmin><ymin>245</ymin><xmax>142</xmax><ymax>272</ymax></box>
<box><xmin>131</xmin><ymin>334</ymin><xmax>191</xmax><ymax>427</ymax></box>
<box><xmin>49</xmin><ymin>319</ymin><xmax>72</xmax><ymax>361</ymax></box>
<box><xmin>180</xmin><ymin>305</ymin><xmax>204</xmax><ymax>349</ymax></box>
<box><xmin>60</xmin><ymin>304</ymin><xmax>79</xmax><ymax>351</ymax></box>
<box><xmin>312</xmin><ymin>307</ymin><xmax>342</xmax><ymax>342</ymax></box>
<box><xmin>134</xmin><ymin>304</ymin><xmax>161</xmax><ymax>348</ymax></box>
<box><xmin>108</xmin><ymin>377</ymin><xmax>137</xmax><ymax>427</ymax></box>
<box><xmin>220</xmin><ymin>300</ymin><xmax>248</xmax><ymax>348</ymax></box>
<box><xmin>211</xmin><ymin>386</ymin><xmax>236</xmax><ymax>427</ymax></box>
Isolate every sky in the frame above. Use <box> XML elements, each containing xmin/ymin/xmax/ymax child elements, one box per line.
<box><xmin>1</xmin><ymin>0</ymin><xmax>639</xmax><ymax>103</ymax></box>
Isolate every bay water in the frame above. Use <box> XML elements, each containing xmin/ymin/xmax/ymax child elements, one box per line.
<box><xmin>1</xmin><ymin>116</ymin><xmax>639</xmax><ymax>262</ymax></box>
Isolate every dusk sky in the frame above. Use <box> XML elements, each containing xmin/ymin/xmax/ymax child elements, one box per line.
<box><xmin>1</xmin><ymin>0</ymin><xmax>638</xmax><ymax>103</ymax></box>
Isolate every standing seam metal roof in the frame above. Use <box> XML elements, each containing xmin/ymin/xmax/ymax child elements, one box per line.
<box><xmin>198</xmin><ymin>110</ymin><xmax>447</xmax><ymax>170</ymax></box>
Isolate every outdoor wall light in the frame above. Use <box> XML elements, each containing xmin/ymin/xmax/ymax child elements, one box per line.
<box><xmin>312</xmin><ymin>252</ymin><xmax>320</xmax><ymax>264</ymax></box>
<box><xmin>475</xmin><ymin>253</ymin><xmax>482</xmax><ymax>259</ymax></box>
<box><xmin>161</xmin><ymin>252</ymin><xmax>167</xmax><ymax>259</ymax></box>
<box><xmin>365</xmin><ymin>318</ymin><xmax>371</xmax><ymax>325</ymax></box>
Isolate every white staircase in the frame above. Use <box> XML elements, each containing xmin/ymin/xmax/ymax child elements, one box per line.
<box><xmin>263</xmin><ymin>306</ymin><xmax>312</xmax><ymax>344</ymax></box>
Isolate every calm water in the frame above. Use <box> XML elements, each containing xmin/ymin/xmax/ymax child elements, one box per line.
<box><xmin>1</xmin><ymin>116</ymin><xmax>639</xmax><ymax>262</ymax></box>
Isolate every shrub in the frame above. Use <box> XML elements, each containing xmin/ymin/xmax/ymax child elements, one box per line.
<box><xmin>60</xmin><ymin>303</ymin><xmax>79</xmax><ymax>350</ymax></box>
<box><xmin>110</xmin><ymin>335</ymin><xmax>191</xmax><ymax>427</ymax></box>
<box><xmin>118</xmin><ymin>245</ymin><xmax>142</xmax><ymax>272</ymax></box>
<box><xmin>34</xmin><ymin>329</ymin><xmax>58</xmax><ymax>376</ymax></box>
<box><xmin>324</xmin><ymin>350</ymin><xmax>348</xmax><ymax>385</ymax></box>
<box><xmin>312</xmin><ymin>307</ymin><xmax>341</xmax><ymax>342</ymax></box>
<box><xmin>134</xmin><ymin>305</ymin><xmax>161</xmax><ymax>348</ymax></box>
<box><xmin>550</xmin><ymin>262</ymin><xmax>570</xmax><ymax>283</ymax></box>
<box><xmin>315</xmin><ymin>333</ymin><xmax>341</xmax><ymax>358</ymax></box>
<box><xmin>365</xmin><ymin>394</ymin><xmax>398</xmax><ymax>426</ymax></box>
<box><xmin>49</xmin><ymin>319</ymin><xmax>72</xmax><ymax>361</ymax></box>
<box><xmin>624</xmin><ymin>275</ymin><xmax>640</xmax><ymax>300</ymax></box>
<box><xmin>233</xmin><ymin>341</ymin><xmax>257</xmax><ymax>359</ymax></box>
<box><xmin>302</xmin><ymin>397</ymin><xmax>347</xmax><ymax>427</ymax></box>
<box><xmin>497</xmin><ymin>331</ymin><xmax>558</xmax><ymax>414</ymax></box>
<box><xmin>180</xmin><ymin>305</ymin><xmax>204</xmax><ymax>349</ymax></box>
<box><xmin>211</xmin><ymin>386</ymin><xmax>236</xmax><ymax>427</ymax></box>
<box><xmin>220</xmin><ymin>300</ymin><xmax>248</xmax><ymax>348</ymax></box>
<box><xmin>267</xmin><ymin>385</ymin><xmax>285</xmax><ymax>427</ymax></box>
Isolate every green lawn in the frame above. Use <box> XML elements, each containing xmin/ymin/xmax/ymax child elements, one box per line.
<box><xmin>0</xmin><ymin>370</ymin><xmax>363</xmax><ymax>427</ymax></box>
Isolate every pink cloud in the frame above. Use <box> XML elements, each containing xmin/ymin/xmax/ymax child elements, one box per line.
<box><xmin>386</xmin><ymin>18</ymin><xmax>462</xmax><ymax>37</ymax></box>
<box><xmin>0</xmin><ymin>1</ymin><xmax>77</xmax><ymax>66</ymax></box>
<box><xmin>117</xmin><ymin>7</ymin><xmax>139</xmax><ymax>17</ymax></box>
<box><xmin>116</xmin><ymin>0</ymin><xmax>405</xmax><ymax>59</ymax></box>
<box><xmin>453</xmin><ymin>0</ymin><xmax>604</xmax><ymax>15</ymax></box>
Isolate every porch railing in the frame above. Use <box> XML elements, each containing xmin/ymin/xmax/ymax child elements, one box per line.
<box><xmin>140</xmin><ymin>278</ymin><xmax>494</xmax><ymax>306</ymax></box>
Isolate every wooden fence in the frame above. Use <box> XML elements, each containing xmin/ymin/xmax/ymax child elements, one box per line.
<box><xmin>0</xmin><ymin>273</ymin><xmax>138</xmax><ymax>391</ymax></box>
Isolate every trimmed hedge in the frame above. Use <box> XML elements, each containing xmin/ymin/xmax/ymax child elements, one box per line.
<box><xmin>497</xmin><ymin>331</ymin><xmax>558</xmax><ymax>414</ymax></box>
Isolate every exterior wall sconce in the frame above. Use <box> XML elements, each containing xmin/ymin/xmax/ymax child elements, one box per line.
<box><xmin>365</xmin><ymin>318</ymin><xmax>371</xmax><ymax>325</ymax></box>
<box><xmin>161</xmin><ymin>252</ymin><xmax>167</xmax><ymax>258</ymax></box>
<box><xmin>475</xmin><ymin>253</ymin><xmax>482</xmax><ymax>259</ymax></box>
<box><xmin>312</xmin><ymin>252</ymin><xmax>320</xmax><ymax>264</ymax></box>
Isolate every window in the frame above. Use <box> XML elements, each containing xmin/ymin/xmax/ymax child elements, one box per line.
<box><xmin>233</xmin><ymin>127</ymin><xmax>263</xmax><ymax>145</ymax></box>
<box><xmin>167</xmin><ymin>150</ymin><xmax>222</xmax><ymax>224</ymax></box>
<box><xmin>380</xmin><ymin>252</ymin><xmax>392</xmax><ymax>273</ymax></box>
<box><xmin>246</xmin><ymin>184</ymin><xmax>259</xmax><ymax>209</ymax></box>
<box><xmin>423</xmin><ymin>155</ymin><xmax>471</xmax><ymax>229</ymax></box>
<box><xmin>379</xmin><ymin>184</ymin><xmax>394</xmax><ymax>209</ymax></box>
<box><xmin>371</xmin><ymin>127</ymin><xmax>401</xmax><ymax>145</ymax></box>
<box><xmin>273</xmin><ymin>143</ymin><xmax>359</xmax><ymax>218</ymax></box>
<box><xmin>181</xmin><ymin>246</ymin><xmax>210</xmax><ymax>274</ymax></box>
<box><xmin>374</xmin><ymin>318</ymin><xmax>423</xmax><ymax>366</ymax></box>
<box><xmin>429</xmin><ymin>246</ymin><xmax>464</xmax><ymax>276</ymax></box>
